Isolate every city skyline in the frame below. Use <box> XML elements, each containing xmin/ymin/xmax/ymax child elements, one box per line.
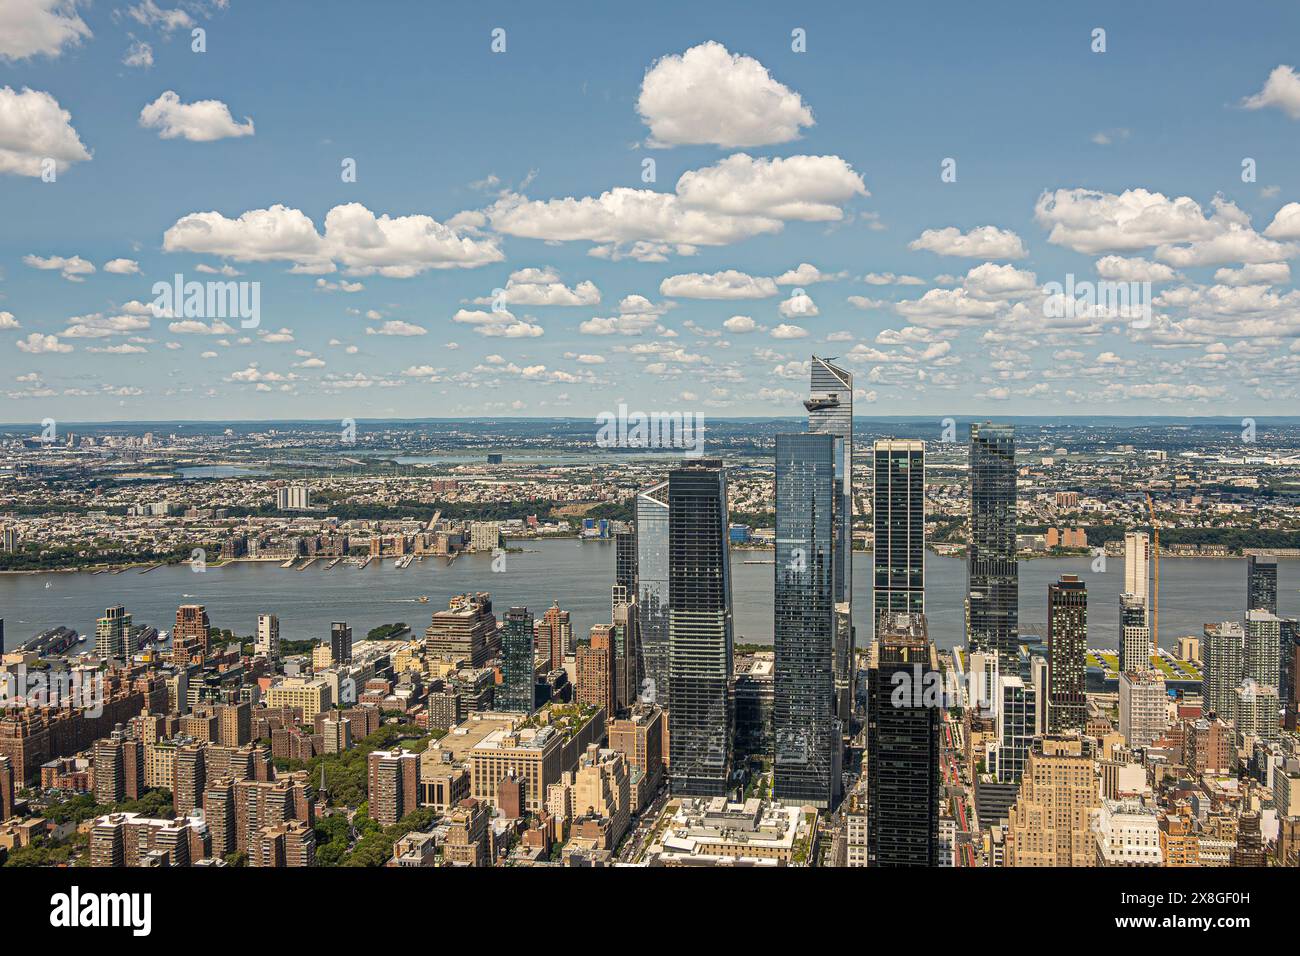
<box><xmin>2</xmin><ymin>1</ymin><xmax>1299</xmax><ymax>903</ymax></box>
<box><xmin>5</xmin><ymin>3</ymin><xmax>1300</xmax><ymax>420</ymax></box>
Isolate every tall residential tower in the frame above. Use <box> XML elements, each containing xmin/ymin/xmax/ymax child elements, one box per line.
<box><xmin>872</xmin><ymin>439</ymin><xmax>925</xmax><ymax>634</ymax></box>
<box><xmin>967</xmin><ymin>423</ymin><xmax>1018</xmax><ymax>663</ymax></box>
<box><xmin>1047</xmin><ymin>575</ymin><xmax>1088</xmax><ymax>733</ymax></box>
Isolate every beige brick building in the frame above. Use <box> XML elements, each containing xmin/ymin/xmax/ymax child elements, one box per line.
<box><xmin>1004</xmin><ymin>735</ymin><xmax>1100</xmax><ymax>867</ymax></box>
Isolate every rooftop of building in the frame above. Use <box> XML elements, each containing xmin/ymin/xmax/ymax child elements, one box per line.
<box><xmin>425</xmin><ymin>713</ymin><xmax>520</xmax><ymax>762</ymax></box>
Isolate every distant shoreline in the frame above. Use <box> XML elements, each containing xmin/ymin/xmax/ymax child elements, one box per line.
<box><xmin>0</xmin><ymin>547</ymin><xmax>1277</xmax><ymax>575</ymax></box>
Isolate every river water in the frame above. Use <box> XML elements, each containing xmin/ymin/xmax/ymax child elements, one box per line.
<box><xmin>0</xmin><ymin>542</ymin><xmax>1292</xmax><ymax>653</ymax></box>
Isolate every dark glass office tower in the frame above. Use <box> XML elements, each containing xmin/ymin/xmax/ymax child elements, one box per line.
<box><xmin>1047</xmin><ymin>575</ymin><xmax>1088</xmax><ymax>732</ymax></box>
<box><xmin>635</xmin><ymin>481</ymin><xmax>670</xmax><ymax>707</ymax></box>
<box><xmin>773</xmin><ymin>433</ymin><xmax>839</xmax><ymax>808</ymax></box>
<box><xmin>1247</xmin><ymin>554</ymin><xmax>1278</xmax><ymax>615</ymax></box>
<box><xmin>805</xmin><ymin>357</ymin><xmax>854</xmax><ymax>722</ymax></box>
<box><xmin>866</xmin><ymin>612</ymin><xmax>939</xmax><ymax>866</ymax></box>
<box><xmin>1281</xmin><ymin>617</ymin><xmax>1299</xmax><ymax>724</ymax></box>
<box><xmin>611</xmin><ymin>584</ymin><xmax>639</xmax><ymax>714</ymax></box>
<box><xmin>613</xmin><ymin>527</ymin><xmax>639</xmax><ymax>711</ymax></box>
<box><xmin>498</xmin><ymin>606</ymin><xmax>536</xmax><ymax>713</ymax></box>
<box><xmin>329</xmin><ymin>621</ymin><xmax>353</xmax><ymax>665</ymax></box>
<box><xmin>667</xmin><ymin>461</ymin><xmax>734</xmax><ymax>796</ymax></box>
<box><xmin>1283</xmin><ymin>618</ymin><xmax>1300</xmax><ymax>730</ymax></box>
<box><xmin>968</xmin><ymin>423</ymin><xmax>1018</xmax><ymax>663</ymax></box>
<box><xmin>872</xmin><ymin>439</ymin><xmax>925</xmax><ymax>634</ymax></box>
<box><xmin>614</xmin><ymin>529</ymin><xmax>637</xmax><ymax>595</ymax></box>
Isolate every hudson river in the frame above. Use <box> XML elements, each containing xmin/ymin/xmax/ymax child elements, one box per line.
<box><xmin>0</xmin><ymin>541</ymin><xmax>1293</xmax><ymax>653</ymax></box>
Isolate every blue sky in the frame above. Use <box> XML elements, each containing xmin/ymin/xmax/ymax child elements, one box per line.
<box><xmin>3</xmin><ymin>0</ymin><xmax>1300</xmax><ymax>421</ymax></box>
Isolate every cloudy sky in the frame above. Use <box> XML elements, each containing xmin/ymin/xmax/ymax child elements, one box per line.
<box><xmin>3</xmin><ymin>0</ymin><xmax>1300</xmax><ymax>422</ymax></box>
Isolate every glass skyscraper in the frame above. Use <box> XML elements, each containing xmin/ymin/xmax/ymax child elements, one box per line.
<box><xmin>613</xmin><ymin>526</ymin><xmax>639</xmax><ymax>713</ymax></box>
<box><xmin>1047</xmin><ymin>575</ymin><xmax>1087</xmax><ymax>732</ymax></box>
<box><xmin>666</xmin><ymin>461</ymin><xmax>734</xmax><ymax>796</ymax></box>
<box><xmin>498</xmin><ymin>606</ymin><xmax>536</xmax><ymax>713</ymax></box>
<box><xmin>773</xmin><ymin>433</ymin><xmax>839</xmax><ymax>808</ymax></box>
<box><xmin>805</xmin><ymin>356</ymin><xmax>855</xmax><ymax>724</ymax></box>
<box><xmin>635</xmin><ymin>480</ymin><xmax>670</xmax><ymax>708</ymax></box>
<box><xmin>866</xmin><ymin>612</ymin><xmax>939</xmax><ymax>866</ymax></box>
<box><xmin>872</xmin><ymin>439</ymin><xmax>925</xmax><ymax>635</ymax></box>
<box><xmin>614</xmin><ymin>528</ymin><xmax>636</xmax><ymax>595</ymax></box>
<box><xmin>967</xmin><ymin>423</ymin><xmax>1018</xmax><ymax>663</ymax></box>
<box><xmin>1247</xmin><ymin>553</ymin><xmax>1278</xmax><ymax>616</ymax></box>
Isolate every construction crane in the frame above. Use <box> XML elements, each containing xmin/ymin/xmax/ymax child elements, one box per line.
<box><xmin>1144</xmin><ymin>491</ymin><xmax>1159</xmax><ymax>654</ymax></box>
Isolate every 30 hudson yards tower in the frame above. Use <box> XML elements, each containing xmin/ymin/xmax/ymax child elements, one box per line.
<box><xmin>667</xmin><ymin>461</ymin><xmax>734</xmax><ymax>796</ymax></box>
<box><xmin>805</xmin><ymin>357</ymin><xmax>854</xmax><ymax>723</ymax></box>
<box><xmin>872</xmin><ymin>439</ymin><xmax>926</xmax><ymax>634</ymax></box>
<box><xmin>967</xmin><ymin>423</ymin><xmax>1018</xmax><ymax>664</ymax></box>
<box><xmin>773</xmin><ymin>433</ymin><xmax>841</xmax><ymax>808</ymax></box>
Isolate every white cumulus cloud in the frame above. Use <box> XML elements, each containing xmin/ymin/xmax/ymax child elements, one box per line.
<box><xmin>659</xmin><ymin>269</ymin><xmax>778</xmax><ymax>299</ymax></box>
<box><xmin>637</xmin><ymin>41</ymin><xmax>813</xmax><ymax>148</ymax></box>
<box><xmin>139</xmin><ymin>91</ymin><xmax>255</xmax><ymax>141</ymax></box>
<box><xmin>163</xmin><ymin>202</ymin><xmax>504</xmax><ymax>276</ymax></box>
<box><xmin>0</xmin><ymin>86</ymin><xmax>90</xmax><ymax>176</ymax></box>
<box><xmin>1242</xmin><ymin>65</ymin><xmax>1300</xmax><ymax>120</ymax></box>
<box><xmin>452</xmin><ymin>308</ymin><xmax>543</xmax><ymax>338</ymax></box>
<box><xmin>473</xmin><ymin>267</ymin><xmax>600</xmax><ymax>307</ymax></box>
<box><xmin>675</xmin><ymin>153</ymin><xmax>866</xmax><ymax>221</ymax></box>
<box><xmin>0</xmin><ymin>0</ymin><xmax>90</xmax><ymax>61</ymax></box>
<box><xmin>909</xmin><ymin>225</ymin><xmax>1027</xmax><ymax>259</ymax></box>
<box><xmin>16</xmin><ymin>332</ymin><xmax>71</xmax><ymax>353</ymax></box>
<box><xmin>23</xmin><ymin>253</ymin><xmax>94</xmax><ymax>280</ymax></box>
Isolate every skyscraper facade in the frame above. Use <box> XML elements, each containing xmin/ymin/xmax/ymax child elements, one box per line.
<box><xmin>1281</xmin><ymin>618</ymin><xmax>1300</xmax><ymax>727</ymax></box>
<box><xmin>95</xmin><ymin>605</ymin><xmax>134</xmax><ymax>660</ymax></box>
<box><xmin>666</xmin><ymin>461</ymin><xmax>734</xmax><ymax>797</ymax></box>
<box><xmin>866</xmin><ymin>612</ymin><xmax>939</xmax><ymax>866</ymax></box>
<box><xmin>1124</xmin><ymin>531</ymin><xmax>1150</xmax><ymax>615</ymax></box>
<box><xmin>1247</xmin><ymin>554</ymin><xmax>1278</xmax><ymax>616</ymax></box>
<box><xmin>576</xmin><ymin>624</ymin><xmax>617</xmax><ymax>716</ymax></box>
<box><xmin>872</xmin><ymin>439</ymin><xmax>925</xmax><ymax>634</ymax></box>
<box><xmin>992</xmin><ymin>673</ymin><xmax>1037</xmax><ymax>785</ymax></box>
<box><xmin>805</xmin><ymin>356</ymin><xmax>854</xmax><ymax>722</ymax></box>
<box><xmin>536</xmin><ymin>602</ymin><xmax>572</xmax><ymax>673</ymax></box>
<box><xmin>967</xmin><ymin>422</ymin><xmax>1017</xmax><ymax>663</ymax></box>
<box><xmin>1047</xmin><ymin>575</ymin><xmax>1088</xmax><ymax>733</ymax></box>
<box><xmin>1203</xmin><ymin>621</ymin><xmax>1245</xmax><ymax>721</ymax></box>
<box><xmin>498</xmin><ymin>607</ymin><xmax>536</xmax><ymax>714</ymax></box>
<box><xmin>773</xmin><ymin>433</ymin><xmax>839</xmax><ymax>808</ymax></box>
<box><xmin>614</xmin><ymin>529</ymin><xmax>637</xmax><ymax>596</ymax></box>
<box><xmin>329</xmin><ymin>621</ymin><xmax>352</xmax><ymax>665</ymax></box>
<box><xmin>611</xmin><ymin>586</ymin><xmax>639</xmax><ymax>713</ymax></box>
<box><xmin>635</xmin><ymin>480</ymin><xmax>670</xmax><ymax>709</ymax></box>
<box><xmin>1119</xmin><ymin>592</ymin><xmax>1152</xmax><ymax>673</ymax></box>
<box><xmin>424</xmin><ymin>593</ymin><xmax>497</xmax><ymax>668</ymax></box>
<box><xmin>256</xmin><ymin>613</ymin><xmax>280</xmax><ymax>660</ymax></box>
<box><xmin>172</xmin><ymin>604</ymin><xmax>209</xmax><ymax>663</ymax></box>
<box><xmin>1004</xmin><ymin>735</ymin><xmax>1099</xmax><ymax>867</ymax></box>
<box><xmin>1244</xmin><ymin>609</ymin><xmax>1281</xmax><ymax>690</ymax></box>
